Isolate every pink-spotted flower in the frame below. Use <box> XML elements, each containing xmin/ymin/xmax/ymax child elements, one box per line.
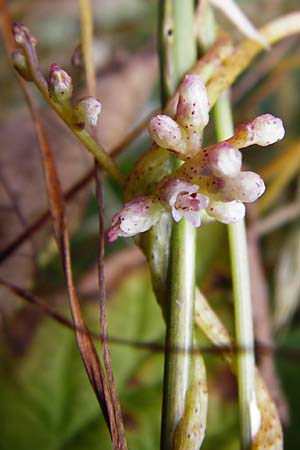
<box><xmin>107</xmin><ymin>196</ymin><xmax>164</xmax><ymax>242</ymax></box>
<box><xmin>108</xmin><ymin>98</ymin><xmax>285</xmax><ymax>239</ymax></box>
<box><xmin>159</xmin><ymin>178</ymin><xmax>209</xmax><ymax>227</ymax></box>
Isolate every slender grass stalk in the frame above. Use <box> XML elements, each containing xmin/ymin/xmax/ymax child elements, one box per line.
<box><xmin>79</xmin><ymin>0</ymin><xmax>96</xmax><ymax>97</ymax></box>
<box><xmin>214</xmin><ymin>91</ymin><xmax>258</xmax><ymax>449</ymax></box>
<box><xmin>159</xmin><ymin>1</ymin><xmax>197</xmax><ymax>449</ymax></box>
<box><xmin>199</xmin><ymin>5</ymin><xmax>258</xmax><ymax>445</ymax></box>
<box><xmin>79</xmin><ymin>2</ymin><xmax>127</xmax><ymax>448</ymax></box>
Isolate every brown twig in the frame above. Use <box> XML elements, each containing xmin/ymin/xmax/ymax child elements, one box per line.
<box><xmin>2</xmin><ymin>274</ymin><xmax>300</xmax><ymax>362</ymax></box>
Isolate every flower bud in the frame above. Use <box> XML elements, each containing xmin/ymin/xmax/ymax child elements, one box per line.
<box><xmin>73</xmin><ymin>96</ymin><xmax>102</xmax><ymax>129</ymax></box>
<box><xmin>48</xmin><ymin>64</ymin><xmax>73</xmax><ymax>103</ymax></box>
<box><xmin>12</xmin><ymin>23</ymin><xmax>37</xmax><ymax>47</ymax></box>
<box><xmin>207</xmin><ymin>200</ymin><xmax>245</xmax><ymax>224</ymax></box>
<box><xmin>11</xmin><ymin>50</ymin><xmax>33</xmax><ymax>81</ymax></box>
<box><xmin>149</xmin><ymin>115</ymin><xmax>188</xmax><ymax>156</ymax></box>
<box><xmin>107</xmin><ymin>196</ymin><xmax>163</xmax><ymax>241</ymax></box>
<box><xmin>220</xmin><ymin>171</ymin><xmax>265</xmax><ymax>203</ymax></box>
<box><xmin>251</xmin><ymin>114</ymin><xmax>285</xmax><ymax>146</ymax></box>
<box><xmin>207</xmin><ymin>143</ymin><xmax>242</xmax><ymax>178</ymax></box>
<box><xmin>176</xmin><ymin>75</ymin><xmax>210</xmax><ymax>132</ymax></box>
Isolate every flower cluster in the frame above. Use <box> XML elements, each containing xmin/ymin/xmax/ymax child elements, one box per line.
<box><xmin>108</xmin><ymin>75</ymin><xmax>285</xmax><ymax>241</ymax></box>
<box><xmin>149</xmin><ymin>75</ymin><xmax>210</xmax><ymax>159</ymax></box>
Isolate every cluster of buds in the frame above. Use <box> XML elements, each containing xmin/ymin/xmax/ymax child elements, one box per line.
<box><xmin>48</xmin><ymin>64</ymin><xmax>102</xmax><ymax>129</ymax></box>
<box><xmin>108</xmin><ymin>76</ymin><xmax>285</xmax><ymax>241</ymax></box>
<box><xmin>11</xmin><ymin>24</ymin><xmax>102</xmax><ymax>130</ymax></box>
<box><xmin>149</xmin><ymin>75</ymin><xmax>210</xmax><ymax>159</ymax></box>
<box><xmin>11</xmin><ymin>23</ymin><xmax>38</xmax><ymax>82</ymax></box>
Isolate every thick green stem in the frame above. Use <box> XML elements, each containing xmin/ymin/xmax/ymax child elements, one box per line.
<box><xmin>214</xmin><ymin>91</ymin><xmax>257</xmax><ymax>450</ymax></box>
<box><xmin>159</xmin><ymin>1</ymin><xmax>197</xmax><ymax>449</ymax></box>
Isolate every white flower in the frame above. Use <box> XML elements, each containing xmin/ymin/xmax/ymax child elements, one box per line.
<box><xmin>159</xmin><ymin>178</ymin><xmax>209</xmax><ymax>227</ymax></box>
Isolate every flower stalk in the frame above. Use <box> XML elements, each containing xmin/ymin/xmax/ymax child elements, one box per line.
<box><xmin>159</xmin><ymin>1</ymin><xmax>197</xmax><ymax>449</ymax></box>
<box><xmin>214</xmin><ymin>91</ymin><xmax>260</xmax><ymax>448</ymax></box>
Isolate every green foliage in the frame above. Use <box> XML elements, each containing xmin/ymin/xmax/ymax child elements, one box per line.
<box><xmin>0</xmin><ymin>272</ymin><xmax>165</xmax><ymax>450</ymax></box>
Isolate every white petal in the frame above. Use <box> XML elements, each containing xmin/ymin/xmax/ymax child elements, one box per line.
<box><xmin>172</xmin><ymin>207</ymin><xmax>183</xmax><ymax>222</ymax></box>
<box><xmin>160</xmin><ymin>178</ymin><xmax>199</xmax><ymax>208</ymax></box>
<box><xmin>182</xmin><ymin>211</ymin><xmax>202</xmax><ymax>227</ymax></box>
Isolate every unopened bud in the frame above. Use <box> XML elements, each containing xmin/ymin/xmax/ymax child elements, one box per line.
<box><xmin>207</xmin><ymin>143</ymin><xmax>242</xmax><ymax>178</ymax></box>
<box><xmin>11</xmin><ymin>50</ymin><xmax>32</xmax><ymax>81</ymax></box>
<box><xmin>176</xmin><ymin>75</ymin><xmax>210</xmax><ymax>132</ymax></box>
<box><xmin>207</xmin><ymin>200</ymin><xmax>245</xmax><ymax>224</ymax></box>
<box><xmin>48</xmin><ymin>64</ymin><xmax>73</xmax><ymax>103</ymax></box>
<box><xmin>251</xmin><ymin>114</ymin><xmax>285</xmax><ymax>146</ymax></box>
<box><xmin>221</xmin><ymin>171</ymin><xmax>265</xmax><ymax>203</ymax></box>
<box><xmin>149</xmin><ymin>115</ymin><xmax>188</xmax><ymax>156</ymax></box>
<box><xmin>73</xmin><ymin>96</ymin><xmax>102</xmax><ymax>129</ymax></box>
<box><xmin>12</xmin><ymin>23</ymin><xmax>38</xmax><ymax>47</ymax></box>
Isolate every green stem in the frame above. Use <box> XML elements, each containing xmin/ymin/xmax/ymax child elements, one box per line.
<box><xmin>214</xmin><ymin>91</ymin><xmax>257</xmax><ymax>450</ymax></box>
<box><xmin>159</xmin><ymin>1</ymin><xmax>197</xmax><ymax>449</ymax></box>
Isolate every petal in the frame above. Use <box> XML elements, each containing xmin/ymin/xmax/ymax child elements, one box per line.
<box><xmin>159</xmin><ymin>178</ymin><xmax>199</xmax><ymax>208</ymax></box>
<box><xmin>182</xmin><ymin>210</ymin><xmax>202</xmax><ymax>227</ymax></box>
<box><xmin>172</xmin><ymin>207</ymin><xmax>183</xmax><ymax>222</ymax></box>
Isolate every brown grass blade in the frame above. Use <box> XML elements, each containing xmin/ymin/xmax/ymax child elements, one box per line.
<box><xmin>95</xmin><ymin>166</ymin><xmax>127</xmax><ymax>448</ymax></box>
